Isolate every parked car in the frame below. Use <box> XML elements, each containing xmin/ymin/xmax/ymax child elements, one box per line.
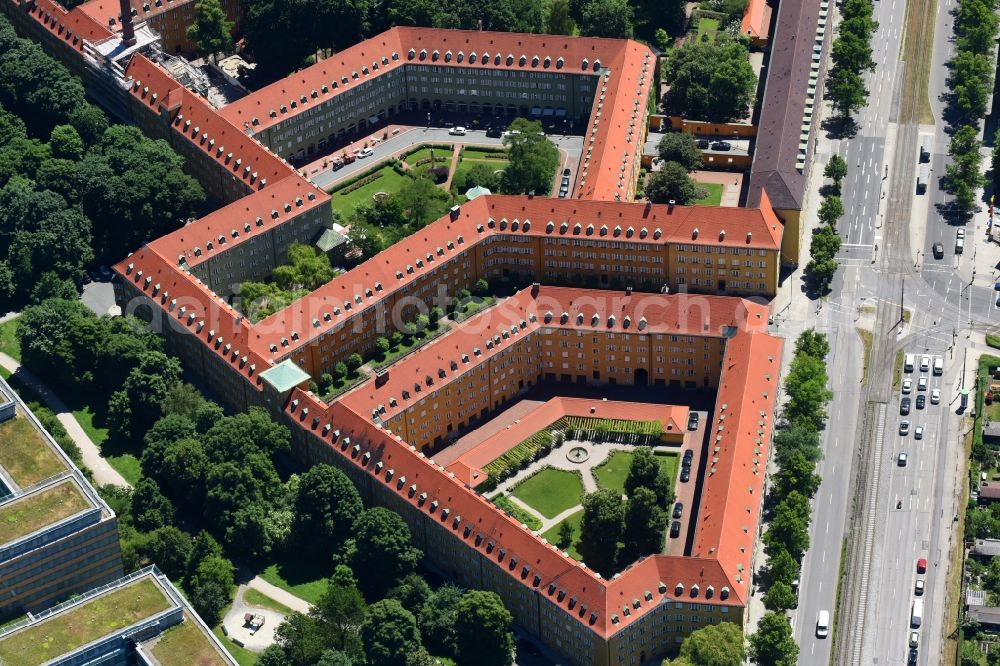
<box><xmin>710</xmin><ymin>141</ymin><xmax>732</xmax><ymax>151</ymax></box>
<box><xmin>558</xmin><ymin>188</ymin><xmax>568</xmax><ymax>198</ymax></box>
<box><xmin>932</xmin><ymin>242</ymin><xmax>944</xmax><ymax>259</ymax></box>
<box><xmin>915</xmin><ymin>579</ymin><xmax>925</xmax><ymax>595</ymax></box>
<box><xmin>908</xmin><ymin>647</ymin><xmax>918</xmax><ymax>665</ymax></box>
<box><xmin>898</xmin><ymin>452</ymin><xmax>908</xmax><ymax>466</ymax></box>
<box><xmin>670</xmin><ymin>521</ymin><xmax>681</xmax><ymax>538</ymax></box>
<box><xmin>486</xmin><ymin>126</ymin><xmax>503</xmax><ymax>138</ymax></box>
<box><xmin>449</xmin><ymin>126</ymin><xmax>467</xmax><ymax>136</ymax></box>
<box><xmin>920</xmin><ymin>355</ymin><xmax>930</xmax><ymax>372</ymax></box>
<box><xmin>672</xmin><ymin>502</ymin><xmax>684</xmax><ymax>519</ymax></box>
<box><xmin>902</xmin><ymin>378</ymin><xmax>912</xmax><ymax>394</ymax></box>
<box><xmin>957</xmin><ymin>228</ymin><xmax>966</xmax><ymax>240</ymax></box>
<box><xmin>918</xmin><ymin>377</ymin><xmax>927</xmax><ymax>391</ymax></box>
<box><xmin>696</xmin><ymin>139</ymin><xmax>710</xmax><ymax>149</ymax></box>
<box><xmin>899</xmin><ymin>420</ymin><xmax>910</xmax><ymax>435</ymax></box>
<box><xmin>916</xmin><ymin>394</ymin><xmax>925</xmax><ymax>409</ymax></box>
<box><xmin>563</xmin><ymin>167</ymin><xmax>571</xmax><ymax>177</ymax></box>
<box><xmin>682</xmin><ymin>449</ymin><xmax>693</xmax><ymax>467</ymax></box>
<box><xmin>679</xmin><ymin>468</ymin><xmax>690</xmax><ymax>483</ymax></box>
<box><xmin>917</xmin><ymin>558</ymin><xmax>927</xmax><ymax>573</ymax></box>
<box><xmin>914</xmin><ymin>425</ymin><xmax>924</xmax><ymax>440</ymax></box>
<box><xmin>900</xmin><ymin>397</ymin><xmax>911</xmax><ymax>415</ymax></box>
<box><xmin>687</xmin><ymin>412</ymin><xmax>700</xmax><ymax>430</ymax></box>
<box><xmin>931</xmin><ymin>388</ymin><xmax>940</xmax><ymax>404</ymax></box>
<box><xmin>909</xmin><ymin>631</ymin><xmax>919</xmax><ymax>648</ymax></box>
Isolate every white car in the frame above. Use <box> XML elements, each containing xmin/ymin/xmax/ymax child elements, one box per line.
<box><xmin>899</xmin><ymin>421</ymin><xmax>910</xmax><ymax>435</ymax></box>
<box><xmin>914</xmin><ymin>425</ymin><xmax>923</xmax><ymax>440</ymax></box>
<box><xmin>449</xmin><ymin>126</ymin><xmax>467</xmax><ymax>136</ymax></box>
<box><xmin>920</xmin><ymin>355</ymin><xmax>930</xmax><ymax>372</ymax></box>
<box><xmin>918</xmin><ymin>377</ymin><xmax>927</xmax><ymax>391</ymax></box>
<box><xmin>915</xmin><ymin>579</ymin><xmax>925</xmax><ymax>595</ymax></box>
<box><xmin>902</xmin><ymin>378</ymin><xmax>912</xmax><ymax>394</ymax></box>
<box><xmin>957</xmin><ymin>228</ymin><xmax>966</xmax><ymax>240</ymax></box>
<box><xmin>898</xmin><ymin>452</ymin><xmax>908</xmax><ymax>465</ymax></box>
<box><xmin>910</xmin><ymin>631</ymin><xmax>919</xmax><ymax>647</ymax></box>
<box><xmin>359</xmin><ymin>147</ymin><xmax>374</xmax><ymax>158</ymax></box>
<box><xmin>931</xmin><ymin>388</ymin><xmax>941</xmax><ymax>404</ymax></box>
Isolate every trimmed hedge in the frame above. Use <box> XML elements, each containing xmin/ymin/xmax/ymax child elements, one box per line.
<box><xmin>483</xmin><ymin>428</ymin><xmax>559</xmax><ymax>479</ymax></box>
<box><xmin>337</xmin><ymin>170</ymin><xmax>384</xmax><ymax>195</ymax></box>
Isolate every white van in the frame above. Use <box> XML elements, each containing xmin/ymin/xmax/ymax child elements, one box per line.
<box><xmin>933</xmin><ymin>357</ymin><xmax>943</xmax><ymax>376</ymax></box>
<box><xmin>904</xmin><ymin>354</ymin><xmax>915</xmax><ymax>373</ymax></box>
<box><xmin>816</xmin><ymin>610</ymin><xmax>830</xmax><ymax>638</ymax></box>
<box><xmin>911</xmin><ymin>599</ymin><xmax>924</xmax><ymax>628</ymax></box>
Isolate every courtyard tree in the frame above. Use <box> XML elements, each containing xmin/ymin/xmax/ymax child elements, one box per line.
<box><xmin>500</xmin><ymin>118</ymin><xmax>560</xmax><ymax>195</ymax></box>
<box><xmin>187</xmin><ymin>0</ymin><xmax>235</xmax><ymax>58</ymax></box>
<box><xmin>657</xmin><ymin>132</ymin><xmax>704</xmax><ymax>172</ymax></box>
<box><xmin>624</xmin><ymin>447</ymin><xmax>672</xmax><ymax>505</ymax></box>
<box><xmin>663</xmin><ymin>37</ymin><xmax>757</xmax><ymax>123</ymax></box>
<box><xmin>622</xmin><ymin>486</ymin><xmax>668</xmax><ymax>560</ymax></box>
<box><xmin>578</xmin><ymin>488</ymin><xmax>625</xmax><ymax>576</ymax></box>
<box><xmin>664</xmin><ymin>621</ymin><xmax>744</xmax><ymax>666</ymax></box>
<box><xmin>646</xmin><ymin>161</ymin><xmax>706</xmax><ymax>205</ymax></box>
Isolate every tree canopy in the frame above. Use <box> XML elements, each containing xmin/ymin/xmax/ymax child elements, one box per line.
<box><xmin>454</xmin><ymin>590</ymin><xmax>515</xmax><ymax>666</ymax></box>
<box><xmin>187</xmin><ymin>0</ymin><xmax>235</xmax><ymax>56</ymax></box>
<box><xmin>499</xmin><ymin>118</ymin><xmax>559</xmax><ymax>196</ymax></box>
<box><xmin>657</xmin><ymin>132</ymin><xmax>704</xmax><ymax>172</ymax></box>
<box><xmin>663</xmin><ymin>621</ymin><xmax>744</xmax><ymax>666</ymax></box>
<box><xmin>663</xmin><ymin>37</ymin><xmax>757</xmax><ymax>123</ymax></box>
<box><xmin>349</xmin><ymin>508</ymin><xmax>422</xmax><ymax>599</ymax></box>
<box><xmin>646</xmin><ymin>162</ymin><xmax>706</xmax><ymax>205</ymax></box>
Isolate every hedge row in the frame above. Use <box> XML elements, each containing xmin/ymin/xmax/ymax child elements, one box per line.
<box><xmin>483</xmin><ymin>428</ymin><xmax>562</xmax><ymax>478</ymax></box>
<box><xmin>561</xmin><ymin>417</ymin><xmax>662</xmax><ymax>436</ymax></box>
<box><xmin>336</xmin><ymin>170</ymin><xmax>384</xmax><ymax>195</ymax></box>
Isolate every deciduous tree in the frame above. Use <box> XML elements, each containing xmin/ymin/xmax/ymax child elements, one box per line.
<box><xmin>187</xmin><ymin>0</ymin><xmax>235</xmax><ymax>57</ymax></box>
<box><xmin>454</xmin><ymin>590</ymin><xmax>514</xmax><ymax>666</ymax></box>
<box><xmin>748</xmin><ymin>612</ymin><xmax>799</xmax><ymax>666</ymax></box>
<box><xmin>360</xmin><ymin>600</ymin><xmax>422</xmax><ymax>666</ymax></box>
<box><xmin>578</xmin><ymin>488</ymin><xmax>625</xmax><ymax>576</ymax></box>
<box><xmin>350</xmin><ymin>508</ymin><xmax>422</xmax><ymax>599</ymax></box>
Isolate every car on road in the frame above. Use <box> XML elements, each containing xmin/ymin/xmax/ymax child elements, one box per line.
<box><xmin>449</xmin><ymin>126</ymin><xmax>467</xmax><ymax>136</ymax></box>
<box><xmin>672</xmin><ymin>502</ymin><xmax>684</xmax><ymax>519</ymax></box>
<box><xmin>908</xmin><ymin>647</ymin><xmax>918</xmax><ymax>665</ymax></box>
<box><xmin>558</xmin><ymin>188</ymin><xmax>568</xmax><ymax>198</ymax></box>
<box><xmin>931</xmin><ymin>388</ymin><xmax>941</xmax><ymax>404</ymax></box>
<box><xmin>917</xmin><ymin>558</ymin><xmax>927</xmax><ymax>573</ymax></box>
<box><xmin>898</xmin><ymin>452</ymin><xmax>908</xmax><ymax>466</ymax></box>
<box><xmin>915</xmin><ymin>579</ymin><xmax>925</xmax><ymax>595</ymax></box>
<box><xmin>957</xmin><ymin>228</ymin><xmax>966</xmax><ymax>240</ymax></box>
<box><xmin>816</xmin><ymin>610</ymin><xmax>829</xmax><ymax>639</ymax></box>
<box><xmin>920</xmin><ymin>355</ymin><xmax>930</xmax><ymax>372</ymax></box>
<box><xmin>916</xmin><ymin>394</ymin><xmax>925</xmax><ymax>409</ymax></box>
<box><xmin>918</xmin><ymin>377</ymin><xmax>927</xmax><ymax>391</ymax></box>
<box><xmin>358</xmin><ymin>147</ymin><xmax>374</xmax><ymax>158</ymax></box>
<box><xmin>687</xmin><ymin>412</ymin><xmax>700</xmax><ymax>430</ymax></box>
<box><xmin>710</xmin><ymin>141</ymin><xmax>732</xmax><ymax>151</ymax></box>
<box><xmin>902</xmin><ymin>378</ymin><xmax>912</xmax><ymax>394</ymax></box>
<box><xmin>485</xmin><ymin>126</ymin><xmax>502</xmax><ymax>138</ymax></box>
<box><xmin>670</xmin><ymin>521</ymin><xmax>681</xmax><ymax>538</ymax></box>
<box><xmin>682</xmin><ymin>449</ymin><xmax>693</xmax><ymax>467</ymax></box>
<box><xmin>563</xmin><ymin>167</ymin><xmax>571</xmax><ymax>177</ymax></box>
<box><xmin>899</xmin><ymin>420</ymin><xmax>910</xmax><ymax>435</ymax></box>
<box><xmin>679</xmin><ymin>468</ymin><xmax>690</xmax><ymax>483</ymax></box>
<box><xmin>914</xmin><ymin>425</ymin><xmax>923</xmax><ymax>440</ymax></box>
<box><xmin>933</xmin><ymin>242</ymin><xmax>944</xmax><ymax>259</ymax></box>
<box><xmin>956</xmin><ymin>236</ymin><xmax>965</xmax><ymax>254</ymax></box>
<box><xmin>696</xmin><ymin>139</ymin><xmax>710</xmax><ymax>149</ymax></box>
<box><xmin>900</xmin><ymin>397</ymin><xmax>911</xmax><ymax>415</ymax></box>
<box><xmin>909</xmin><ymin>631</ymin><xmax>919</xmax><ymax>648</ymax></box>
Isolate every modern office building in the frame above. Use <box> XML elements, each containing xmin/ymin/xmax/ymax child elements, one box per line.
<box><xmin>0</xmin><ymin>375</ymin><xmax>123</xmax><ymax>619</ymax></box>
<box><xmin>0</xmin><ymin>566</ymin><xmax>238</xmax><ymax>666</ymax></box>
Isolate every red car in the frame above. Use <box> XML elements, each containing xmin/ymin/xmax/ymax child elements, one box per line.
<box><xmin>917</xmin><ymin>558</ymin><xmax>927</xmax><ymax>574</ymax></box>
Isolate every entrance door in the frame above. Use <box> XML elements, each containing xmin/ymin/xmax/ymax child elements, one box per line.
<box><xmin>634</xmin><ymin>368</ymin><xmax>648</xmax><ymax>385</ymax></box>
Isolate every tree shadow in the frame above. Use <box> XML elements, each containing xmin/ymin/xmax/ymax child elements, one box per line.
<box><xmin>822</xmin><ymin>115</ymin><xmax>859</xmax><ymax>140</ymax></box>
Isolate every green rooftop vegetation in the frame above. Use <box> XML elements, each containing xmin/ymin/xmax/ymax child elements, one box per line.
<box><xmin>0</xmin><ymin>415</ymin><xmax>68</xmax><ymax>486</ymax></box>
<box><xmin>149</xmin><ymin>614</ymin><xmax>230</xmax><ymax>666</ymax></box>
<box><xmin>0</xmin><ymin>480</ymin><xmax>91</xmax><ymax>544</ymax></box>
<box><xmin>0</xmin><ymin>578</ymin><xmax>171</xmax><ymax>666</ymax></box>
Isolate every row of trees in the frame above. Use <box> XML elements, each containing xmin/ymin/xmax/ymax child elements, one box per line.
<box><xmin>662</xmin><ymin>35</ymin><xmax>758</xmax><ymax>124</ymax></box>
<box><xmin>752</xmin><ymin>330</ymin><xmax>832</xmax><ymax>664</ymax></box>
<box><xmin>577</xmin><ymin>448</ymin><xmax>674</xmax><ymax>576</ymax></box>
<box><xmin>826</xmin><ymin>0</ymin><xmax>877</xmax><ymax>121</ymax></box>
<box><xmin>259</xmin><ymin>569</ymin><xmax>514</xmax><ymax>666</ymax></box>
<box><xmin>942</xmin><ymin>0</ymin><xmax>999</xmax><ymax>216</ymax></box>
<box><xmin>805</xmin><ymin>155</ymin><xmax>847</xmax><ymax>294</ymax></box>
<box><xmin>0</xmin><ymin>14</ymin><xmax>204</xmax><ymax>309</ymax></box>
<box><xmin>241</xmin><ymin>0</ymin><xmax>687</xmax><ymax>78</ymax></box>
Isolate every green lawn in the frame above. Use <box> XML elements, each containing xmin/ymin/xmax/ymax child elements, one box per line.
<box><xmin>511</xmin><ymin>468</ymin><xmax>584</xmax><ymax>519</ymax></box>
<box><xmin>461</xmin><ymin>147</ymin><xmax>509</xmax><ymax>160</ymax></box>
<box><xmin>243</xmin><ymin>588</ymin><xmax>294</xmax><ymax>616</ymax></box>
<box><xmin>542</xmin><ymin>509</ymin><xmax>584</xmax><ymax>560</ymax></box>
<box><xmin>451</xmin><ymin>158</ymin><xmax>508</xmax><ymax>196</ymax></box>
<box><xmin>0</xmin><ymin>416</ymin><xmax>68</xmax><ymax>486</ymax></box>
<box><xmin>594</xmin><ymin>450</ymin><xmax>679</xmax><ymax>496</ymax></box>
<box><xmin>329</xmin><ymin>165</ymin><xmax>411</xmax><ymax>218</ymax></box>
<box><xmin>258</xmin><ymin>557</ymin><xmax>327</xmax><ymax>606</ymax></box>
<box><xmin>694</xmin><ymin>16</ymin><xmax>720</xmax><ymax>41</ymax></box>
<box><xmin>492</xmin><ymin>494</ymin><xmax>543</xmax><ymax>531</ymax></box>
<box><xmin>693</xmin><ymin>182</ymin><xmax>724</xmax><ymax>206</ymax></box>
<box><xmin>0</xmin><ymin>317</ymin><xmax>20</xmax><ymax>362</ymax></box>
<box><xmin>105</xmin><ymin>453</ymin><xmax>142</xmax><ymax>486</ymax></box>
<box><xmin>213</xmin><ymin>626</ymin><xmax>257</xmax><ymax>666</ymax></box>
<box><xmin>151</xmin><ymin>615</ymin><xmax>231</xmax><ymax>666</ymax></box>
<box><xmin>370</xmin><ymin>324</ymin><xmax>448</xmax><ymax>370</ymax></box>
<box><xmin>0</xmin><ymin>578</ymin><xmax>170</xmax><ymax>666</ymax></box>
<box><xmin>0</xmin><ymin>481</ymin><xmax>91</xmax><ymax>544</ymax></box>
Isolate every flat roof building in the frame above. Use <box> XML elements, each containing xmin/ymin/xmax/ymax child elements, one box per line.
<box><xmin>0</xmin><ymin>375</ymin><xmax>123</xmax><ymax>619</ymax></box>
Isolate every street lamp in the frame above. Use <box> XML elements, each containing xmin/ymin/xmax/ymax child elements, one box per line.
<box><xmin>426</xmin><ymin>112</ymin><xmax>431</xmax><ymax>129</ymax></box>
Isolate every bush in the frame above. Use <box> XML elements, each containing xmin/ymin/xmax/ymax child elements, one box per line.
<box><xmin>337</xmin><ymin>171</ymin><xmax>384</xmax><ymax>195</ymax></box>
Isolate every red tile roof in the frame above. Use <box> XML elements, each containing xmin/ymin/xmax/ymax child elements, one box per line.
<box><xmin>443</xmin><ymin>397</ymin><xmax>689</xmax><ymax>488</ymax></box>
<box><xmin>741</xmin><ymin>0</ymin><xmax>769</xmax><ymax>40</ymax></box>
<box><xmin>14</xmin><ymin>0</ymin><xmax>114</xmax><ymax>52</ymax></box>
<box><xmin>113</xmin><ymin>247</ymin><xmax>270</xmax><ymax>389</ymax></box>
<box><xmin>250</xmin><ymin>194</ymin><xmax>782</xmax><ymax>361</ymax></box>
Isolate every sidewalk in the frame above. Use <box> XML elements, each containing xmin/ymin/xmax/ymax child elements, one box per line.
<box><xmin>245</xmin><ymin>576</ymin><xmax>311</xmax><ymax>615</ymax></box>
<box><xmin>0</xmin><ymin>351</ymin><xmax>130</xmax><ymax>488</ymax></box>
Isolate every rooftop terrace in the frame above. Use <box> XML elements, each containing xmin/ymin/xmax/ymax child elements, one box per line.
<box><xmin>0</xmin><ymin>575</ymin><xmax>171</xmax><ymax>666</ymax></box>
<box><xmin>0</xmin><ymin>478</ymin><xmax>92</xmax><ymax>545</ymax></box>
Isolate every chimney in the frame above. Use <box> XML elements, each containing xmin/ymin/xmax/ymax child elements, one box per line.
<box><xmin>119</xmin><ymin>0</ymin><xmax>136</xmax><ymax>46</ymax></box>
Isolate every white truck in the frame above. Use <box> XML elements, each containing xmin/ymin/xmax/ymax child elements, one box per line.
<box><xmin>911</xmin><ymin>599</ymin><xmax>924</xmax><ymax>628</ymax></box>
